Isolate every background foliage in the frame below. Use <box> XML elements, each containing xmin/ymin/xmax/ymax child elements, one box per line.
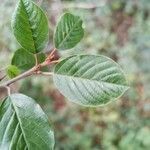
<box><xmin>0</xmin><ymin>0</ymin><xmax>150</xmax><ymax>149</ymax></box>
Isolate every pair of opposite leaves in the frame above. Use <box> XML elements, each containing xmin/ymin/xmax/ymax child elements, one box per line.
<box><xmin>11</xmin><ymin>0</ymin><xmax>129</xmax><ymax>106</ymax></box>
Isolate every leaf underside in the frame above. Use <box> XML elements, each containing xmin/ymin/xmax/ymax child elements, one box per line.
<box><xmin>12</xmin><ymin>0</ymin><xmax>49</xmax><ymax>54</ymax></box>
<box><xmin>53</xmin><ymin>55</ymin><xmax>129</xmax><ymax>106</ymax></box>
<box><xmin>0</xmin><ymin>94</ymin><xmax>54</xmax><ymax>150</ymax></box>
<box><xmin>54</xmin><ymin>13</ymin><xmax>84</xmax><ymax>50</ymax></box>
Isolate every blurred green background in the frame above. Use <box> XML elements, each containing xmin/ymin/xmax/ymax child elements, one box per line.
<box><xmin>0</xmin><ymin>0</ymin><xmax>150</xmax><ymax>149</ymax></box>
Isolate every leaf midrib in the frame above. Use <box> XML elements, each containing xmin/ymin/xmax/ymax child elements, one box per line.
<box><xmin>54</xmin><ymin>73</ymin><xmax>128</xmax><ymax>88</ymax></box>
<box><xmin>20</xmin><ymin>0</ymin><xmax>36</xmax><ymax>52</ymax></box>
<box><xmin>11</xmin><ymin>99</ymin><xmax>29</xmax><ymax>149</ymax></box>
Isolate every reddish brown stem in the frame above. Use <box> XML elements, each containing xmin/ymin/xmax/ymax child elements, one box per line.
<box><xmin>0</xmin><ymin>48</ymin><xmax>59</xmax><ymax>88</ymax></box>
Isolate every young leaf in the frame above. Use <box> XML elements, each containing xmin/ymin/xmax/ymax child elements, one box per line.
<box><xmin>11</xmin><ymin>48</ymin><xmax>47</xmax><ymax>71</ymax></box>
<box><xmin>7</xmin><ymin>65</ymin><xmax>20</xmax><ymax>79</ymax></box>
<box><xmin>53</xmin><ymin>55</ymin><xmax>129</xmax><ymax>106</ymax></box>
<box><xmin>54</xmin><ymin>13</ymin><xmax>84</xmax><ymax>50</ymax></box>
<box><xmin>0</xmin><ymin>94</ymin><xmax>54</xmax><ymax>150</ymax></box>
<box><xmin>11</xmin><ymin>0</ymin><xmax>49</xmax><ymax>54</ymax></box>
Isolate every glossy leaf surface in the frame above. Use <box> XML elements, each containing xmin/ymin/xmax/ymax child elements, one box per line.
<box><xmin>0</xmin><ymin>94</ymin><xmax>54</xmax><ymax>149</ymax></box>
<box><xmin>12</xmin><ymin>0</ymin><xmax>49</xmax><ymax>53</ymax></box>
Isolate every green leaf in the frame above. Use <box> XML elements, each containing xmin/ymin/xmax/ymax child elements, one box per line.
<box><xmin>0</xmin><ymin>94</ymin><xmax>54</xmax><ymax>149</ymax></box>
<box><xmin>54</xmin><ymin>13</ymin><xmax>84</xmax><ymax>50</ymax></box>
<box><xmin>12</xmin><ymin>0</ymin><xmax>49</xmax><ymax>54</ymax></box>
<box><xmin>11</xmin><ymin>48</ymin><xmax>35</xmax><ymax>71</ymax></box>
<box><xmin>7</xmin><ymin>65</ymin><xmax>20</xmax><ymax>79</ymax></box>
<box><xmin>11</xmin><ymin>48</ymin><xmax>47</xmax><ymax>71</ymax></box>
<box><xmin>53</xmin><ymin>55</ymin><xmax>129</xmax><ymax>106</ymax></box>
